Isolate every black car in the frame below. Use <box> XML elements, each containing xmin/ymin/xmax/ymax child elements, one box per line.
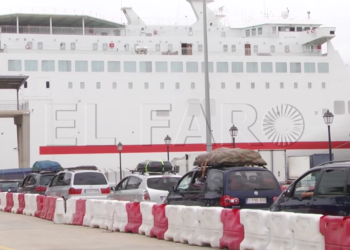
<box><xmin>270</xmin><ymin>160</ymin><xmax>350</xmax><ymax>216</ymax></box>
<box><xmin>165</xmin><ymin>165</ymin><xmax>282</xmax><ymax>209</ymax></box>
<box><xmin>0</xmin><ymin>180</ymin><xmax>22</xmax><ymax>193</ymax></box>
<box><xmin>17</xmin><ymin>172</ymin><xmax>56</xmax><ymax>195</ymax></box>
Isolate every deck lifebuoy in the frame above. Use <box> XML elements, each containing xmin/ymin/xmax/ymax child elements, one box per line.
<box><xmin>285</xmin><ymin>47</ymin><xmax>290</xmax><ymax>53</ymax></box>
<box><xmin>311</xmin><ymin>29</ymin><xmax>316</xmax><ymax>34</ymax></box>
<box><xmin>109</xmin><ymin>43</ymin><xmax>114</xmax><ymax>48</ymax></box>
<box><xmin>154</xmin><ymin>30</ymin><xmax>158</xmax><ymax>35</ymax></box>
<box><xmin>25</xmin><ymin>44</ymin><xmax>30</xmax><ymax>49</ymax></box>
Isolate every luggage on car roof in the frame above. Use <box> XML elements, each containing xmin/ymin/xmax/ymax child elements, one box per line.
<box><xmin>136</xmin><ymin>160</ymin><xmax>173</xmax><ymax>173</ymax></box>
<box><xmin>32</xmin><ymin>160</ymin><xmax>63</xmax><ymax>172</ymax></box>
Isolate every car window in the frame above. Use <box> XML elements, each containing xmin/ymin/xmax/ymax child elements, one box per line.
<box><xmin>0</xmin><ymin>182</ymin><xmax>19</xmax><ymax>189</ymax></box>
<box><xmin>126</xmin><ymin>177</ymin><xmax>142</xmax><ymax>190</ymax></box>
<box><xmin>293</xmin><ymin>169</ymin><xmax>321</xmax><ymax>197</ymax></box>
<box><xmin>227</xmin><ymin>170</ymin><xmax>279</xmax><ymax>191</ymax></box>
<box><xmin>176</xmin><ymin>172</ymin><xmax>194</xmax><ymax>191</ymax></box>
<box><xmin>316</xmin><ymin>168</ymin><xmax>347</xmax><ymax>195</ymax></box>
<box><xmin>147</xmin><ymin>177</ymin><xmax>181</xmax><ymax>191</ymax></box>
<box><xmin>206</xmin><ymin>170</ymin><xmax>223</xmax><ymax>193</ymax></box>
<box><xmin>39</xmin><ymin>175</ymin><xmax>55</xmax><ymax>186</ymax></box>
<box><xmin>27</xmin><ymin>176</ymin><xmax>36</xmax><ymax>185</ymax></box>
<box><xmin>56</xmin><ymin>173</ymin><xmax>67</xmax><ymax>186</ymax></box>
<box><xmin>49</xmin><ymin>175</ymin><xmax>59</xmax><ymax>187</ymax></box>
<box><xmin>73</xmin><ymin>172</ymin><xmax>108</xmax><ymax>185</ymax></box>
<box><xmin>116</xmin><ymin>177</ymin><xmax>129</xmax><ymax>190</ymax></box>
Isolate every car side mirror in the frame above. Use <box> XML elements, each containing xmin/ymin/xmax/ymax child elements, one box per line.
<box><xmin>284</xmin><ymin>186</ymin><xmax>293</xmax><ymax>197</ymax></box>
<box><xmin>168</xmin><ymin>186</ymin><xmax>174</xmax><ymax>192</ymax></box>
<box><xmin>111</xmin><ymin>187</ymin><xmax>115</xmax><ymax>191</ymax></box>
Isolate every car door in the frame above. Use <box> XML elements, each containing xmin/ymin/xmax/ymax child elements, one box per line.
<box><xmin>182</xmin><ymin>170</ymin><xmax>207</xmax><ymax>206</ymax></box>
<box><xmin>124</xmin><ymin>176</ymin><xmax>142</xmax><ymax>202</ymax></box>
<box><xmin>310</xmin><ymin>167</ymin><xmax>350</xmax><ymax>216</ymax></box>
<box><xmin>23</xmin><ymin>175</ymin><xmax>37</xmax><ymax>193</ymax></box>
<box><xmin>109</xmin><ymin>177</ymin><xmax>129</xmax><ymax>201</ymax></box>
<box><xmin>277</xmin><ymin>169</ymin><xmax>321</xmax><ymax>213</ymax></box>
<box><xmin>17</xmin><ymin>176</ymin><xmax>29</xmax><ymax>193</ymax></box>
<box><xmin>46</xmin><ymin>175</ymin><xmax>59</xmax><ymax>197</ymax></box>
<box><xmin>166</xmin><ymin>171</ymin><xmax>195</xmax><ymax>205</ymax></box>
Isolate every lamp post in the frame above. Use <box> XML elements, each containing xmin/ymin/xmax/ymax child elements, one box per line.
<box><xmin>323</xmin><ymin>110</ymin><xmax>334</xmax><ymax>161</ymax></box>
<box><xmin>117</xmin><ymin>142</ymin><xmax>123</xmax><ymax>181</ymax></box>
<box><xmin>164</xmin><ymin>135</ymin><xmax>171</xmax><ymax>161</ymax></box>
<box><xmin>229</xmin><ymin>125</ymin><xmax>238</xmax><ymax>148</ymax></box>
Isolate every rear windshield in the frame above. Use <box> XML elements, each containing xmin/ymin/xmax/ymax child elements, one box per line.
<box><xmin>227</xmin><ymin>170</ymin><xmax>279</xmax><ymax>191</ymax></box>
<box><xmin>147</xmin><ymin>177</ymin><xmax>181</xmax><ymax>191</ymax></box>
<box><xmin>40</xmin><ymin>175</ymin><xmax>55</xmax><ymax>186</ymax></box>
<box><xmin>73</xmin><ymin>172</ymin><xmax>108</xmax><ymax>185</ymax></box>
<box><xmin>0</xmin><ymin>182</ymin><xmax>18</xmax><ymax>188</ymax></box>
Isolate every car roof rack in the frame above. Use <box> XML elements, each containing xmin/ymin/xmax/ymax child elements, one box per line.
<box><xmin>32</xmin><ymin>170</ymin><xmax>61</xmax><ymax>174</ymax></box>
<box><xmin>129</xmin><ymin>170</ymin><xmax>177</xmax><ymax>175</ymax></box>
<box><xmin>316</xmin><ymin>160</ymin><xmax>350</xmax><ymax>167</ymax></box>
<box><xmin>193</xmin><ymin>164</ymin><xmax>268</xmax><ymax>170</ymax></box>
<box><xmin>64</xmin><ymin>166</ymin><xmax>99</xmax><ymax>171</ymax></box>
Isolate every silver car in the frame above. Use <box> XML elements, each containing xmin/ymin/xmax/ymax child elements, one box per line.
<box><xmin>45</xmin><ymin>167</ymin><xmax>110</xmax><ymax>200</ymax></box>
<box><xmin>108</xmin><ymin>173</ymin><xmax>181</xmax><ymax>204</ymax></box>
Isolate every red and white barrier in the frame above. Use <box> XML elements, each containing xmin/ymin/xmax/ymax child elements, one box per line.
<box><xmin>1</xmin><ymin>193</ymin><xmax>350</xmax><ymax>250</ymax></box>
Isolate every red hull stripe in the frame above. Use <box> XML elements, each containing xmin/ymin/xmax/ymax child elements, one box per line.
<box><xmin>39</xmin><ymin>141</ymin><xmax>350</xmax><ymax>155</ymax></box>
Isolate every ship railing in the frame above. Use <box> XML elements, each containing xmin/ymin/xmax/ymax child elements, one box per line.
<box><xmin>0</xmin><ymin>101</ymin><xmax>29</xmax><ymax>111</ymax></box>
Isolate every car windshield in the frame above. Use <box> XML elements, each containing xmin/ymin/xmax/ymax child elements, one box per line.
<box><xmin>73</xmin><ymin>172</ymin><xmax>108</xmax><ymax>185</ymax></box>
<box><xmin>0</xmin><ymin>182</ymin><xmax>18</xmax><ymax>188</ymax></box>
<box><xmin>227</xmin><ymin>170</ymin><xmax>279</xmax><ymax>191</ymax></box>
<box><xmin>40</xmin><ymin>175</ymin><xmax>55</xmax><ymax>186</ymax></box>
<box><xmin>147</xmin><ymin>177</ymin><xmax>181</xmax><ymax>191</ymax></box>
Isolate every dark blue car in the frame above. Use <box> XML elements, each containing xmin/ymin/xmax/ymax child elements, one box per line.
<box><xmin>165</xmin><ymin>166</ymin><xmax>282</xmax><ymax>209</ymax></box>
<box><xmin>270</xmin><ymin>160</ymin><xmax>350</xmax><ymax>216</ymax></box>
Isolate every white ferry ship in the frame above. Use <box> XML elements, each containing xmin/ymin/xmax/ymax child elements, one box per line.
<box><xmin>0</xmin><ymin>0</ymin><xmax>349</xmax><ymax>180</ymax></box>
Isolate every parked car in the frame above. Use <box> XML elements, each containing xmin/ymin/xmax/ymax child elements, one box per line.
<box><xmin>108</xmin><ymin>173</ymin><xmax>182</xmax><ymax>204</ymax></box>
<box><xmin>45</xmin><ymin>166</ymin><xmax>110</xmax><ymax>200</ymax></box>
<box><xmin>270</xmin><ymin>160</ymin><xmax>350</xmax><ymax>216</ymax></box>
<box><xmin>165</xmin><ymin>165</ymin><xmax>282</xmax><ymax>209</ymax></box>
<box><xmin>17</xmin><ymin>172</ymin><xmax>56</xmax><ymax>195</ymax></box>
<box><xmin>0</xmin><ymin>180</ymin><xmax>22</xmax><ymax>193</ymax></box>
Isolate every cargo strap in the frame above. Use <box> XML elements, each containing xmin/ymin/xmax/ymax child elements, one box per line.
<box><xmin>145</xmin><ymin>160</ymin><xmax>165</xmax><ymax>172</ymax></box>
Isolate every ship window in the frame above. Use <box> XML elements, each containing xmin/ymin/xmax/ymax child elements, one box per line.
<box><xmin>75</xmin><ymin>61</ymin><xmax>88</xmax><ymax>72</ymax></box>
<box><xmin>168</xmin><ymin>44</ymin><xmax>173</xmax><ymax>51</ymax></box>
<box><xmin>261</xmin><ymin>62</ymin><xmax>272</xmax><ymax>73</ymax></box>
<box><xmin>171</xmin><ymin>62</ymin><xmax>183</xmax><ymax>72</ymax></box>
<box><xmin>175</xmin><ymin>82</ymin><xmax>180</xmax><ymax>89</ymax></box>
<box><xmin>258</xmin><ymin>27</ymin><xmax>263</xmax><ymax>35</ymax></box>
<box><xmin>41</xmin><ymin>60</ymin><xmax>55</xmax><ymax>72</ymax></box>
<box><xmin>217</xmin><ymin>62</ymin><xmax>228</xmax><ymax>72</ymax></box>
<box><xmin>60</xmin><ymin>42</ymin><xmax>66</xmax><ymax>50</ymax></box>
<box><xmin>38</xmin><ymin>42</ymin><xmax>43</xmax><ymax>50</ymax></box>
<box><xmin>124</xmin><ymin>61</ymin><xmax>136</xmax><ymax>72</ymax></box>
<box><xmin>247</xmin><ymin>62</ymin><xmax>258</xmax><ymax>73</ymax></box>
<box><xmin>96</xmin><ymin>82</ymin><xmax>101</xmax><ymax>89</ymax></box>
<box><xmin>112</xmin><ymin>82</ymin><xmax>117</xmax><ymax>89</ymax></box>
<box><xmin>24</xmin><ymin>60</ymin><xmax>38</xmax><ymax>71</ymax></box>
<box><xmin>278</xmin><ymin>27</ymin><xmax>286</xmax><ymax>32</ymax></box>
<box><xmin>322</xmin><ymin>82</ymin><xmax>326</xmax><ymax>89</ymax></box>
<box><xmin>231</xmin><ymin>45</ymin><xmax>236</xmax><ymax>52</ymax></box>
<box><xmin>144</xmin><ymin>82</ymin><xmax>149</xmax><ymax>89</ymax></box>
<box><xmin>245</xmin><ymin>30</ymin><xmax>250</xmax><ymax>37</ymax></box>
<box><xmin>290</xmin><ymin>62</ymin><xmax>301</xmax><ymax>73</ymax></box>
<box><xmin>304</xmin><ymin>27</ymin><xmax>310</xmax><ymax>31</ymax></box>
<box><xmin>236</xmin><ymin>82</ymin><xmax>240</xmax><ymax>89</ymax></box>
<box><xmin>46</xmin><ymin>81</ymin><xmax>50</xmax><ymax>89</ymax></box>
<box><xmin>128</xmin><ymin>82</ymin><xmax>133</xmax><ymax>89</ymax></box>
<box><xmin>102</xmin><ymin>43</ymin><xmax>108</xmax><ymax>51</ymax></box>
<box><xmin>252</xmin><ymin>28</ymin><xmax>256</xmax><ymax>36</ymax></box>
<box><xmin>297</xmin><ymin>27</ymin><xmax>302</xmax><ymax>32</ymax></box>
<box><xmin>186</xmin><ymin>62</ymin><xmax>198</xmax><ymax>72</ymax></box>
<box><xmin>198</xmin><ymin>44</ymin><xmax>203</xmax><ymax>52</ymax></box>
<box><xmin>272</xmin><ymin>26</ymin><xmax>277</xmax><ymax>34</ymax></box>
<box><xmin>160</xmin><ymin>82</ymin><xmax>164</xmax><ymax>89</ymax></box>
<box><xmin>221</xmin><ymin>31</ymin><xmax>226</xmax><ymax>37</ymax></box>
<box><xmin>232</xmin><ymin>62</ymin><xmax>243</xmax><ymax>73</ymax></box>
<box><xmin>334</xmin><ymin>101</ymin><xmax>345</xmax><ymax>115</ymax></box>
<box><xmin>8</xmin><ymin>60</ymin><xmax>22</xmax><ymax>71</ymax></box>
<box><xmin>58</xmin><ymin>61</ymin><xmax>71</xmax><ymax>72</ymax></box>
<box><xmin>348</xmin><ymin>101</ymin><xmax>350</xmax><ymax>114</ymax></box>
<box><xmin>201</xmin><ymin>62</ymin><xmax>214</xmax><ymax>72</ymax></box>
<box><xmin>223</xmin><ymin>45</ymin><xmax>228</xmax><ymax>52</ymax></box>
<box><xmin>308</xmin><ymin>82</ymin><xmax>312</xmax><ymax>89</ymax></box>
<box><xmin>93</xmin><ymin>43</ymin><xmax>98</xmax><ymax>50</ymax></box>
<box><xmin>140</xmin><ymin>61</ymin><xmax>152</xmax><ymax>72</ymax></box>
<box><xmin>71</xmin><ymin>42</ymin><xmax>76</xmax><ymax>50</ymax></box>
<box><xmin>251</xmin><ymin>82</ymin><xmax>255</xmax><ymax>89</ymax></box>
<box><xmin>191</xmin><ymin>82</ymin><xmax>195</xmax><ymax>89</ymax></box>
<box><xmin>304</xmin><ymin>62</ymin><xmax>315</xmax><ymax>73</ymax></box>
<box><xmin>156</xmin><ymin>62</ymin><xmax>168</xmax><ymax>72</ymax></box>
<box><xmin>294</xmin><ymin>82</ymin><xmax>298</xmax><ymax>89</ymax></box>
<box><xmin>68</xmin><ymin>82</ymin><xmax>72</xmax><ymax>89</ymax></box>
<box><xmin>108</xmin><ymin>61</ymin><xmax>120</xmax><ymax>72</ymax></box>
<box><xmin>221</xmin><ymin>82</ymin><xmax>225</xmax><ymax>89</ymax></box>
<box><xmin>266</xmin><ymin>82</ymin><xmax>270</xmax><ymax>89</ymax></box>
<box><xmin>80</xmin><ymin>82</ymin><xmax>85</xmax><ymax>89</ymax></box>
<box><xmin>124</xmin><ymin>44</ymin><xmax>129</xmax><ymax>51</ymax></box>
<box><xmin>276</xmin><ymin>62</ymin><xmax>287</xmax><ymax>73</ymax></box>
<box><xmin>24</xmin><ymin>82</ymin><xmax>27</xmax><ymax>88</ymax></box>
<box><xmin>254</xmin><ymin>45</ymin><xmax>258</xmax><ymax>53</ymax></box>
<box><xmin>280</xmin><ymin>82</ymin><xmax>284</xmax><ymax>89</ymax></box>
<box><xmin>92</xmin><ymin>61</ymin><xmax>104</xmax><ymax>72</ymax></box>
<box><xmin>155</xmin><ymin>44</ymin><xmax>160</xmax><ymax>51</ymax></box>
<box><xmin>290</xmin><ymin>27</ymin><xmax>295</xmax><ymax>32</ymax></box>
<box><xmin>318</xmin><ymin>63</ymin><xmax>329</xmax><ymax>73</ymax></box>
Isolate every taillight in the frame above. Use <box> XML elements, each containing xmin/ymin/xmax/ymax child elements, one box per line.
<box><xmin>101</xmin><ymin>187</ymin><xmax>110</xmax><ymax>194</ymax></box>
<box><xmin>220</xmin><ymin>195</ymin><xmax>240</xmax><ymax>207</ymax></box>
<box><xmin>273</xmin><ymin>197</ymin><xmax>279</xmax><ymax>202</ymax></box>
<box><xmin>35</xmin><ymin>186</ymin><xmax>47</xmax><ymax>192</ymax></box>
<box><xmin>0</xmin><ymin>189</ymin><xmax>2</xmax><ymax>192</ymax></box>
<box><xmin>68</xmin><ymin>188</ymin><xmax>82</xmax><ymax>195</ymax></box>
<box><xmin>143</xmin><ymin>191</ymin><xmax>150</xmax><ymax>201</ymax></box>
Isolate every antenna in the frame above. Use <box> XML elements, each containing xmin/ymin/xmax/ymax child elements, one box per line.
<box><xmin>307</xmin><ymin>11</ymin><xmax>311</xmax><ymax>19</ymax></box>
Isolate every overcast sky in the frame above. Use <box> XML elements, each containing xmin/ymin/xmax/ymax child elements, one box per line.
<box><xmin>2</xmin><ymin>0</ymin><xmax>349</xmax><ymax>64</ymax></box>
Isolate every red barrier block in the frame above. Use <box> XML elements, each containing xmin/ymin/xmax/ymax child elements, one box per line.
<box><xmin>40</xmin><ymin>196</ymin><xmax>50</xmax><ymax>219</ymax></box>
<box><xmin>73</xmin><ymin>199</ymin><xmax>86</xmax><ymax>226</ymax></box>
<box><xmin>219</xmin><ymin>209</ymin><xmax>244</xmax><ymax>250</ymax></box>
<box><xmin>34</xmin><ymin>195</ymin><xmax>45</xmax><ymax>218</ymax></box>
<box><xmin>320</xmin><ymin>215</ymin><xmax>350</xmax><ymax>250</ymax></box>
<box><xmin>125</xmin><ymin>202</ymin><xmax>142</xmax><ymax>233</ymax></box>
<box><xmin>150</xmin><ymin>204</ymin><xmax>168</xmax><ymax>240</ymax></box>
<box><xmin>45</xmin><ymin>197</ymin><xmax>57</xmax><ymax>221</ymax></box>
<box><xmin>17</xmin><ymin>193</ymin><xmax>25</xmax><ymax>214</ymax></box>
<box><xmin>4</xmin><ymin>193</ymin><xmax>14</xmax><ymax>213</ymax></box>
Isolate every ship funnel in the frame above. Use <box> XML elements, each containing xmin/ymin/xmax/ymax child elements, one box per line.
<box><xmin>121</xmin><ymin>7</ymin><xmax>145</xmax><ymax>26</ymax></box>
<box><xmin>186</xmin><ymin>0</ymin><xmax>222</xmax><ymax>28</ymax></box>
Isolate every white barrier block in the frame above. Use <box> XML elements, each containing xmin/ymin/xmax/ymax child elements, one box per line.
<box><xmin>139</xmin><ymin>202</ymin><xmax>156</xmax><ymax>236</ymax></box>
<box><xmin>23</xmin><ymin>194</ymin><xmax>38</xmax><ymax>216</ymax></box>
<box><xmin>53</xmin><ymin>198</ymin><xmax>65</xmax><ymax>224</ymax></box>
<box><xmin>164</xmin><ymin>205</ymin><xmax>184</xmax><ymax>242</ymax></box>
<box><xmin>240</xmin><ymin>209</ymin><xmax>271</xmax><ymax>250</ymax></box>
<box><xmin>89</xmin><ymin>200</ymin><xmax>108</xmax><ymax>229</ymax></box>
<box><xmin>83</xmin><ymin>199</ymin><xmax>94</xmax><ymax>227</ymax></box>
<box><xmin>289</xmin><ymin>213</ymin><xmax>325</xmax><ymax>250</ymax></box>
<box><xmin>103</xmin><ymin>200</ymin><xmax>117</xmax><ymax>231</ymax></box>
<box><xmin>112</xmin><ymin>201</ymin><xmax>129</xmax><ymax>232</ymax></box>
<box><xmin>197</xmin><ymin>207</ymin><xmax>223</xmax><ymax>248</ymax></box>
<box><xmin>63</xmin><ymin>199</ymin><xmax>76</xmax><ymax>224</ymax></box>
<box><xmin>0</xmin><ymin>192</ymin><xmax>8</xmax><ymax>211</ymax></box>
<box><xmin>266</xmin><ymin>212</ymin><xmax>294</xmax><ymax>250</ymax></box>
<box><xmin>180</xmin><ymin>206</ymin><xmax>201</xmax><ymax>245</ymax></box>
<box><xmin>11</xmin><ymin>193</ymin><xmax>19</xmax><ymax>213</ymax></box>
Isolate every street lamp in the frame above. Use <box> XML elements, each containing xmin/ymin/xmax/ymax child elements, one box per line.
<box><xmin>164</xmin><ymin>135</ymin><xmax>171</xmax><ymax>161</ymax></box>
<box><xmin>117</xmin><ymin>142</ymin><xmax>123</xmax><ymax>181</ymax></box>
<box><xmin>229</xmin><ymin>125</ymin><xmax>238</xmax><ymax>148</ymax></box>
<box><xmin>323</xmin><ymin>110</ymin><xmax>334</xmax><ymax>161</ymax></box>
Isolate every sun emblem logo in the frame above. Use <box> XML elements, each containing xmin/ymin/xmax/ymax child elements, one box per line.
<box><xmin>262</xmin><ymin>104</ymin><xmax>305</xmax><ymax>147</ymax></box>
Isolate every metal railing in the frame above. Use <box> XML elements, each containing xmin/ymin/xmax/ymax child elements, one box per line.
<box><xmin>0</xmin><ymin>101</ymin><xmax>29</xmax><ymax>111</ymax></box>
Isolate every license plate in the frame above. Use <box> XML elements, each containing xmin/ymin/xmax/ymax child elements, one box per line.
<box><xmin>246</xmin><ymin>198</ymin><xmax>267</xmax><ymax>204</ymax></box>
<box><xmin>85</xmin><ymin>189</ymin><xmax>99</xmax><ymax>194</ymax></box>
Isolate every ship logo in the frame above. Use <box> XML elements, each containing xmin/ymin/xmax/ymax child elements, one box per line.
<box><xmin>262</xmin><ymin>104</ymin><xmax>305</xmax><ymax>147</ymax></box>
